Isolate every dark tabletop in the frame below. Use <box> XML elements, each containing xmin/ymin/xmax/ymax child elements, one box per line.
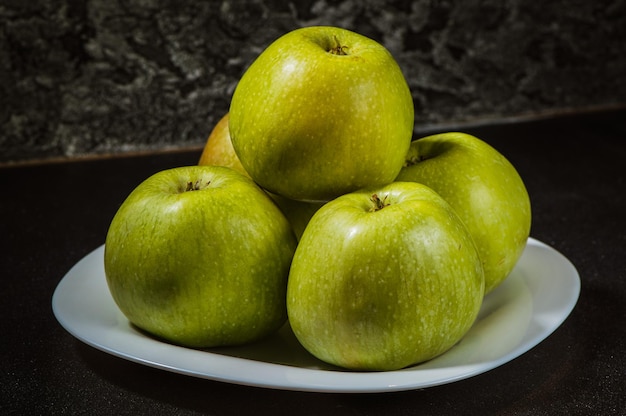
<box><xmin>2</xmin><ymin>109</ymin><xmax>625</xmax><ymax>415</ymax></box>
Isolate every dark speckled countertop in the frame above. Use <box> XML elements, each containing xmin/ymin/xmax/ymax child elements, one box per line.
<box><xmin>2</xmin><ymin>109</ymin><xmax>625</xmax><ymax>415</ymax></box>
<box><xmin>2</xmin><ymin>0</ymin><xmax>626</xmax><ymax>165</ymax></box>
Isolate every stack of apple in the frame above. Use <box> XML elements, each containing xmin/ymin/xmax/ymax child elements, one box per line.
<box><xmin>104</xmin><ymin>26</ymin><xmax>531</xmax><ymax>371</ymax></box>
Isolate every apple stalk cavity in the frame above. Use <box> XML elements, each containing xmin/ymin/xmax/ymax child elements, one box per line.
<box><xmin>184</xmin><ymin>180</ymin><xmax>211</xmax><ymax>192</ymax></box>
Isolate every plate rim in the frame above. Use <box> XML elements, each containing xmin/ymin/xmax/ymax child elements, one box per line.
<box><xmin>52</xmin><ymin>237</ymin><xmax>580</xmax><ymax>393</ymax></box>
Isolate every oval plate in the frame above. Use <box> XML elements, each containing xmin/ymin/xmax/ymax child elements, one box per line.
<box><xmin>52</xmin><ymin>238</ymin><xmax>580</xmax><ymax>393</ymax></box>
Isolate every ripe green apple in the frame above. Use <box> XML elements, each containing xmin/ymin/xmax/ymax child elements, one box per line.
<box><xmin>104</xmin><ymin>165</ymin><xmax>297</xmax><ymax>348</ymax></box>
<box><xmin>287</xmin><ymin>182</ymin><xmax>485</xmax><ymax>371</ymax></box>
<box><xmin>229</xmin><ymin>25</ymin><xmax>414</xmax><ymax>202</ymax></box>
<box><xmin>267</xmin><ymin>193</ymin><xmax>325</xmax><ymax>240</ymax></box>
<box><xmin>395</xmin><ymin>132</ymin><xmax>531</xmax><ymax>294</ymax></box>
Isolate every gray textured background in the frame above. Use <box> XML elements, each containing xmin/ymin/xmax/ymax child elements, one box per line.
<box><xmin>1</xmin><ymin>0</ymin><xmax>625</xmax><ymax>164</ymax></box>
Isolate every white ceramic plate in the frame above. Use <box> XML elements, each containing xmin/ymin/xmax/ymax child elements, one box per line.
<box><xmin>52</xmin><ymin>237</ymin><xmax>580</xmax><ymax>393</ymax></box>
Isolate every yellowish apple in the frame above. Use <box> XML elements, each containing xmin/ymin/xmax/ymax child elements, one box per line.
<box><xmin>198</xmin><ymin>113</ymin><xmax>248</xmax><ymax>177</ymax></box>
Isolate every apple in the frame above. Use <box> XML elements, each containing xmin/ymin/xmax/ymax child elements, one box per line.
<box><xmin>267</xmin><ymin>193</ymin><xmax>325</xmax><ymax>240</ymax></box>
<box><xmin>198</xmin><ymin>113</ymin><xmax>248</xmax><ymax>177</ymax></box>
<box><xmin>198</xmin><ymin>112</ymin><xmax>324</xmax><ymax>239</ymax></box>
<box><xmin>286</xmin><ymin>181</ymin><xmax>484</xmax><ymax>371</ymax></box>
<box><xmin>395</xmin><ymin>132</ymin><xmax>531</xmax><ymax>294</ymax></box>
<box><xmin>229</xmin><ymin>25</ymin><xmax>414</xmax><ymax>202</ymax></box>
<box><xmin>104</xmin><ymin>165</ymin><xmax>298</xmax><ymax>348</ymax></box>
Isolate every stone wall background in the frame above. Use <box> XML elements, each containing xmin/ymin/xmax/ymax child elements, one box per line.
<box><xmin>1</xmin><ymin>0</ymin><xmax>625</xmax><ymax>164</ymax></box>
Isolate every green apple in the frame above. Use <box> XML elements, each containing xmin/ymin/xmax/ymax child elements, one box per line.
<box><xmin>104</xmin><ymin>165</ymin><xmax>297</xmax><ymax>348</ymax></box>
<box><xmin>395</xmin><ymin>132</ymin><xmax>531</xmax><ymax>294</ymax></box>
<box><xmin>229</xmin><ymin>25</ymin><xmax>414</xmax><ymax>202</ymax></box>
<box><xmin>267</xmin><ymin>193</ymin><xmax>325</xmax><ymax>240</ymax></box>
<box><xmin>287</xmin><ymin>182</ymin><xmax>484</xmax><ymax>371</ymax></box>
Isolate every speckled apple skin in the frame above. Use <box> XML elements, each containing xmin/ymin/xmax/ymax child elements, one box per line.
<box><xmin>229</xmin><ymin>26</ymin><xmax>414</xmax><ymax>202</ymax></box>
<box><xmin>104</xmin><ymin>166</ymin><xmax>297</xmax><ymax>348</ymax></box>
<box><xmin>396</xmin><ymin>133</ymin><xmax>531</xmax><ymax>294</ymax></box>
<box><xmin>287</xmin><ymin>182</ymin><xmax>485</xmax><ymax>371</ymax></box>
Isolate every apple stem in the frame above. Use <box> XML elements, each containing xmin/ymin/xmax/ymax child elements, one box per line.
<box><xmin>185</xmin><ymin>180</ymin><xmax>211</xmax><ymax>192</ymax></box>
<box><xmin>328</xmin><ymin>35</ymin><xmax>349</xmax><ymax>55</ymax></box>
<box><xmin>370</xmin><ymin>194</ymin><xmax>390</xmax><ymax>211</ymax></box>
<box><xmin>403</xmin><ymin>154</ymin><xmax>424</xmax><ymax>167</ymax></box>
